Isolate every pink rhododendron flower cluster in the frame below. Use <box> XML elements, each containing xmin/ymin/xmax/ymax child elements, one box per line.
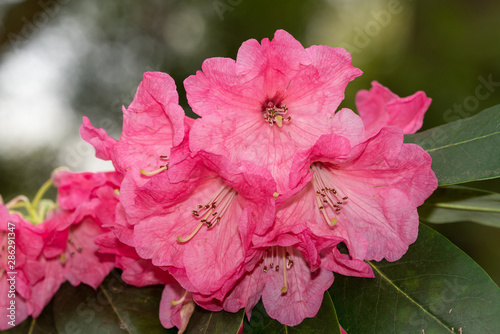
<box><xmin>0</xmin><ymin>170</ymin><xmax>120</xmax><ymax>330</ymax></box>
<box><xmin>1</xmin><ymin>29</ymin><xmax>437</xmax><ymax>332</ymax></box>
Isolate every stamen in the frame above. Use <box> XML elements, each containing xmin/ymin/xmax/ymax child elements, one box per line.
<box><xmin>311</xmin><ymin>163</ymin><xmax>349</xmax><ymax>227</ymax></box>
<box><xmin>140</xmin><ymin>165</ymin><xmax>168</xmax><ymax>176</ymax></box>
<box><xmin>171</xmin><ymin>290</ymin><xmax>189</xmax><ymax>306</ymax></box>
<box><xmin>280</xmin><ymin>247</ymin><xmax>288</xmax><ymax>293</ymax></box>
<box><xmin>262</xmin><ymin>101</ymin><xmax>291</xmax><ymax>127</ymax></box>
<box><xmin>179</xmin><ymin>184</ymin><xmax>237</xmax><ymax>242</ymax></box>
<box><xmin>315</xmin><ymin>194</ymin><xmax>337</xmax><ymax>227</ymax></box>
<box><xmin>177</xmin><ymin>222</ymin><xmax>204</xmax><ymax>243</ymax></box>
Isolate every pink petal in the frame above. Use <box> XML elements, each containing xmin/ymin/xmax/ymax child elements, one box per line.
<box><xmin>159</xmin><ymin>285</ymin><xmax>194</xmax><ymax>332</ymax></box>
<box><xmin>356</xmin><ymin>81</ymin><xmax>431</xmax><ymax>136</ymax></box>
<box><xmin>262</xmin><ymin>248</ymin><xmax>334</xmax><ymax>326</ymax></box>
<box><xmin>62</xmin><ymin>218</ymin><xmax>114</xmax><ymax>289</ymax></box>
<box><xmin>80</xmin><ymin>116</ymin><xmax>117</xmax><ymax>161</ymax></box>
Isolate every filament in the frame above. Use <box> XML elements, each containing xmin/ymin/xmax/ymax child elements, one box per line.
<box><xmin>171</xmin><ymin>290</ymin><xmax>189</xmax><ymax>306</ymax></box>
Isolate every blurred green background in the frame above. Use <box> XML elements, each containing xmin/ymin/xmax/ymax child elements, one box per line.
<box><xmin>1</xmin><ymin>0</ymin><xmax>499</xmax><ymax>283</ymax></box>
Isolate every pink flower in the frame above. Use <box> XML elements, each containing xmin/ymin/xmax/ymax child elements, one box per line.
<box><xmin>185</xmin><ymin>29</ymin><xmax>362</xmax><ymax>193</ymax></box>
<box><xmin>277</xmin><ymin>124</ymin><xmax>437</xmax><ymax>263</ymax></box>
<box><xmin>95</xmin><ymin>207</ymin><xmax>201</xmax><ymax>333</ymax></box>
<box><xmin>130</xmin><ymin>151</ymin><xmax>276</xmax><ymax>298</ymax></box>
<box><xmin>80</xmin><ymin>71</ymin><xmax>188</xmax><ymax>187</ymax></box>
<box><xmin>0</xmin><ymin>207</ymin><xmax>44</xmax><ymax>330</ymax></box>
<box><xmin>355</xmin><ymin>81</ymin><xmax>432</xmax><ymax>137</ymax></box>
<box><xmin>223</xmin><ymin>245</ymin><xmax>334</xmax><ymax>327</ymax></box>
<box><xmin>0</xmin><ymin>170</ymin><xmax>121</xmax><ymax>329</ymax></box>
<box><xmin>45</xmin><ymin>170</ymin><xmax>120</xmax><ymax>288</ymax></box>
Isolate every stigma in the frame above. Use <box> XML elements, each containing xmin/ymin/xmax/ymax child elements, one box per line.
<box><xmin>140</xmin><ymin>155</ymin><xmax>169</xmax><ymax>176</ymax></box>
<box><xmin>177</xmin><ymin>183</ymin><xmax>238</xmax><ymax>243</ymax></box>
<box><xmin>311</xmin><ymin>163</ymin><xmax>348</xmax><ymax>227</ymax></box>
<box><xmin>262</xmin><ymin>101</ymin><xmax>291</xmax><ymax>127</ymax></box>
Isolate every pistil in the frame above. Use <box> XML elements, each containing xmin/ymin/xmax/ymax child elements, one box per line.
<box><xmin>140</xmin><ymin>155</ymin><xmax>169</xmax><ymax>176</ymax></box>
<box><xmin>262</xmin><ymin>101</ymin><xmax>291</xmax><ymax>127</ymax></box>
<box><xmin>171</xmin><ymin>290</ymin><xmax>189</xmax><ymax>306</ymax></box>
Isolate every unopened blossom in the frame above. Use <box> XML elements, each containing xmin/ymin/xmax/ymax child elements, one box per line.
<box><xmin>356</xmin><ymin>81</ymin><xmax>432</xmax><ymax>137</ymax></box>
<box><xmin>185</xmin><ymin>29</ymin><xmax>362</xmax><ymax>193</ymax></box>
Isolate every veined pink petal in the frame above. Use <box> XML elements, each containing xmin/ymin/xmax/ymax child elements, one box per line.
<box><xmin>132</xmin><ymin>152</ymin><xmax>276</xmax><ymax>296</ymax></box>
<box><xmin>224</xmin><ymin>246</ymin><xmax>334</xmax><ymax>327</ymax></box>
<box><xmin>356</xmin><ymin>81</ymin><xmax>431</xmax><ymax>136</ymax></box>
<box><xmin>186</xmin><ymin>30</ymin><xmax>362</xmax><ymax>193</ymax></box>
<box><xmin>80</xmin><ymin>116</ymin><xmax>117</xmax><ymax>161</ymax></box>
<box><xmin>280</xmin><ymin>126</ymin><xmax>437</xmax><ymax>264</ymax></box>
<box><xmin>262</xmin><ymin>248</ymin><xmax>334</xmax><ymax>326</ymax></box>
<box><xmin>160</xmin><ymin>285</ymin><xmax>195</xmax><ymax>333</ymax></box>
<box><xmin>80</xmin><ymin>72</ymin><xmax>187</xmax><ymax>185</ymax></box>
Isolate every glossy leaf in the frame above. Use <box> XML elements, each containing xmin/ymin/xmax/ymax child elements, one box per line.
<box><xmin>184</xmin><ymin>306</ymin><xmax>244</xmax><ymax>334</ymax></box>
<box><xmin>419</xmin><ymin>185</ymin><xmax>500</xmax><ymax>227</ymax></box>
<box><xmin>53</xmin><ymin>271</ymin><xmax>175</xmax><ymax>334</ymax></box>
<box><xmin>330</xmin><ymin>224</ymin><xmax>500</xmax><ymax>333</ymax></box>
<box><xmin>243</xmin><ymin>292</ymin><xmax>341</xmax><ymax>334</ymax></box>
<box><xmin>405</xmin><ymin>105</ymin><xmax>500</xmax><ymax>185</ymax></box>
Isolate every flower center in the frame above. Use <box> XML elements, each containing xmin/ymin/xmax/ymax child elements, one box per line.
<box><xmin>257</xmin><ymin>246</ymin><xmax>295</xmax><ymax>293</ymax></box>
<box><xmin>262</xmin><ymin>101</ymin><xmax>291</xmax><ymax>127</ymax></box>
<box><xmin>311</xmin><ymin>163</ymin><xmax>348</xmax><ymax>227</ymax></box>
<box><xmin>177</xmin><ymin>183</ymin><xmax>238</xmax><ymax>243</ymax></box>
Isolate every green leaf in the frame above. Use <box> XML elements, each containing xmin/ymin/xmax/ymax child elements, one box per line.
<box><xmin>184</xmin><ymin>306</ymin><xmax>244</xmax><ymax>334</ymax></box>
<box><xmin>419</xmin><ymin>185</ymin><xmax>500</xmax><ymax>227</ymax></box>
<box><xmin>53</xmin><ymin>271</ymin><xmax>175</xmax><ymax>333</ymax></box>
<box><xmin>244</xmin><ymin>291</ymin><xmax>342</xmax><ymax>334</ymax></box>
<box><xmin>405</xmin><ymin>105</ymin><xmax>500</xmax><ymax>185</ymax></box>
<box><xmin>5</xmin><ymin>299</ymin><xmax>56</xmax><ymax>333</ymax></box>
<box><xmin>330</xmin><ymin>224</ymin><xmax>500</xmax><ymax>333</ymax></box>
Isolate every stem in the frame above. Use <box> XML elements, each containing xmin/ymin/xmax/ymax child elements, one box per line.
<box><xmin>32</xmin><ymin>178</ymin><xmax>53</xmax><ymax>212</ymax></box>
